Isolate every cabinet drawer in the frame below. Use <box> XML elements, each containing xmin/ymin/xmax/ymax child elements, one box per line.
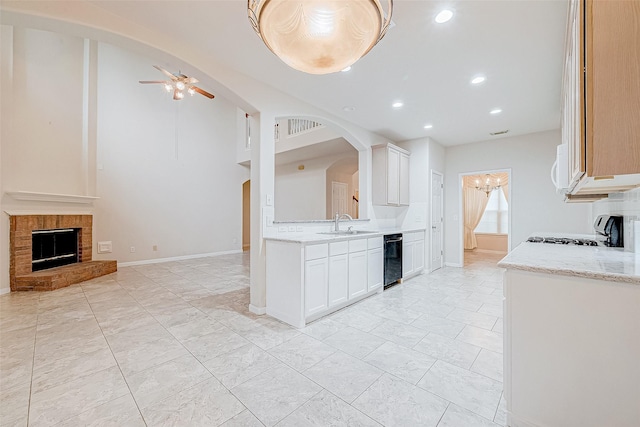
<box><xmin>329</xmin><ymin>241</ymin><xmax>349</xmax><ymax>256</ymax></box>
<box><xmin>348</xmin><ymin>238</ymin><xmax>368</xmax><ymax>253</ymax></box>
<box><xmin>367</xmin><ymin>236</ymin><xmax>383</xmax><ymax>249</ymax></box>
<box><xmin>305</xmin><ymin>243</ymin><xmax>328</xmax><ymax>261</ymax></box>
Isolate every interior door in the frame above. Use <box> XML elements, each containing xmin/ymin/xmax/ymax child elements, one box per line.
<box><xmin>431</xmin><ymin>171</ymin><xmax>444</xmax><ymax>271</ymax></box>
<box><xmin>332</xmin><ymin>182</ymin><xmax>348</xmax><ymax>216</ymax></box>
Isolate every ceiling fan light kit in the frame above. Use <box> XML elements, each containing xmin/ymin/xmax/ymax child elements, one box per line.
<box><xmin>248</xmin><ymin>0</ymin><xmax>393</xmax><ymax>74</ymax></box>
<box><xmin>139</xmin><ymin>65</ymin><xmax>214</xmax><ymax>101</ymax></box>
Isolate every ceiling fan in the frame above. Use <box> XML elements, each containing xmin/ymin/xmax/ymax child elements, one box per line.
<box><xmin>139</xmin><ymin>65</ymin><xmax>215</xmax><ymax>101</ymax></box>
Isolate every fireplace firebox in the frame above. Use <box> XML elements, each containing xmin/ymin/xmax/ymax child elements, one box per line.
<box><xmin>32</xmin><ymin>228</ymin><xmax>80</xmax><ymax>272</ymax></box>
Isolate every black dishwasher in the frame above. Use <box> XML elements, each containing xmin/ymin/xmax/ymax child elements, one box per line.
<box><xmin>383</xmin><ymin>233</ymin><xmax>403</xmax><ymax>288</ymax></box>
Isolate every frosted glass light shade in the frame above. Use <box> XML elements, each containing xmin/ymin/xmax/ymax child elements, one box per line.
<box><xmin>249</xmin><ymin>0</ymin><xmax>392</xmax><ymax>74</ymax></box>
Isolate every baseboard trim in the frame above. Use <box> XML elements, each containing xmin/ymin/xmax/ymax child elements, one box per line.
<box><xmin>0</xmin><ymin>287</ymin><xmax>11</xmax><ymax>296</ymax></box>
<box><xmin>444</xmin><ymin>262</ymin><xmax>463</xmax><ymax>268</ymax></box>
<box><xmin>118</xmin><ymin>250</ymin><xmax>243</xmax><ymax>267</ymax></box>
<box><xmin>249</xmin><ymin>304</ymin><xmax>266</xmax><ymax>315</ymax></box>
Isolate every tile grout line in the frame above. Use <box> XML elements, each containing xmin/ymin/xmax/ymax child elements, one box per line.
<box><xmin>80</xmin><ymin>281</ymin><xmax>149</xmax><ymax>427</ymax></box>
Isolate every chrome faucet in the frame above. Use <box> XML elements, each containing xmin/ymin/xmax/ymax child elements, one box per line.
<box><xmin>334</xmin><ymin>212</ymin><xmax>353</xmax><ymax>231</ymax></box>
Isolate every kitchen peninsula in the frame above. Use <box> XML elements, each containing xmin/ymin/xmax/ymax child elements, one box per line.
<box><xmin>264</xmin><ymin>231</ymin><xmax>384</xmax><ymax>328</ymax></box>
<box><xmin>498</xmin><ymin>238</ymin><xmax>640</xmax><ymax>427</ymax></box>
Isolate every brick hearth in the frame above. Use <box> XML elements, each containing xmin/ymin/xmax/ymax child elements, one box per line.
<box><xmin>9</xmin><ymin>214</ymin><xmax>116</xmax><ymax>291</ymax></box>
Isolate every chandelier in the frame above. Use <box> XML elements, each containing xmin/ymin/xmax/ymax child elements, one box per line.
<box><xmin>248</xmin><ymin>0</ymin><xmax>393</xmax><ymax>75</ymax></box>
<box><xmin>475</xmin><ymin>174</ymin><xmax>501</xmax><ymax>197</ymax></box>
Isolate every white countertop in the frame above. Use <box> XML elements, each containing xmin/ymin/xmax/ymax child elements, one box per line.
<box><xmin>498</xmin><ymin>234</ymin><xmax>640</xmax><ymax>285</ymax></box>
<box><xmin>264</xmin><ymin>228</ymin><xmax>426</xmax><ymax>244</ymax></box>
<box><xmin>264</xmin><ymin>231</ymin><xmax>383</xmax><ymax>244</ymax></box>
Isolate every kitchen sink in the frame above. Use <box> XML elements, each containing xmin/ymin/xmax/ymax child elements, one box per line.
<box><xmin>319</xmin><ymin>230</ymin><xmax>377</xmax><ymax>235</ymax></box>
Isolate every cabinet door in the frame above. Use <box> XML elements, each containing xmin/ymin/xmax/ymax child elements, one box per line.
<box><xmin>367</xmin><ymin>247</ymin><xmax>383</xmax><ymax>292</ymax></box>
<box><xmin>403</xmin><ymin>240</ymin><xmax>414</xmax><ymax>278</ymax></box>
<box><xmin>328</xmin><ymin>254</ymin><xmax>348</xmax><ymax>307</ymax></box>
<box><xmin>348</xmin><ymin>250</ymin><xmax>367</xmax><ymax>299</ymax></box>
<box><xmin>387</xmin><ymin>148</ymin><xmax>400</xmax><ymax>205</ymax></box>
<box><xmin>304</xmin><ymin>258</ymin><xmax>328</xmax><ymax>317</ymax></box>
<box><xmin>414</xmin><ymin>238</ymin><xmax>425</xmax><ymax>273</ymax></box>
<box><xmin>399</xmin><ymin>152</ymin><xmax>410</xmax><ymax>206</ymax></box>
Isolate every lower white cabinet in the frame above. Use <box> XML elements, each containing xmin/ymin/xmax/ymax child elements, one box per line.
<box><xmin>414</xmin><ymin>238</ymin><xmax>425</xmax><ymax>272</ymax></box>
<box><xmin>348</xmin><ymin>250</ymin><xmax>367</xmax><ymax>299</ymax></box>
<box><xmin>328</xmin><ymin>254</ymin><xmax>348</xmax><ymax>307</ymax></box>
<box><xmin>304</xmin><ymin>258</ymin><xmax>328</xmax><ymax>317</ymax></box>
<box><xmin>266</xmin><ymin>235</ymin><xmax>384</xmax><ymax>328</ymax></box>
<box><xmin>403</xmin><ymin>231</ymin><xmax>425</xmax><ymax>279</ymax></box>
<box><xmin>367</xmin><ymin>237</ymin><xmax>383</xmax><ymax>291</ymax></box>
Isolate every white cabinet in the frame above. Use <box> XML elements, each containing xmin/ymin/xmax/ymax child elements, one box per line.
<box><xmin>304</xmin><ymin>257</ymin><xmax>328</xmax><ymax>317</ymax></box>
<box><xmin>372</xmin><ymin>143</ymin><xmax>410</xmax><ymax>206</ymax></box>
<box><xmin>348</xmin><ymin>239</ymin><xmax>368</xmax><ymax>299</ymax></box>
<box><xmin>328</xmin><ymin>241</ymin><xmax>349</xmax><ymax>307</ymax></box>
<box><xmin>266</xmin><ymin>236</ymin><xmax>384</xmax><ymax>328</ymax></box>
<box><xmin>367</xmin><ymin>236</ymin><xmax>383</xmax><ymax>292</ymax></box>
<box><xmin>503</xmin><ymin>268</ymin><xmax>640</xmax><ymax>426</ymax></box>
<box><xmin>403</xmin><ymin>231</ymin><xmax>425</xmax><ymax>279</ymax></box>
<box><xmin>414</xmin><ymin>238</ymin><xmax>425</xmax><ymax>272</ymax></box>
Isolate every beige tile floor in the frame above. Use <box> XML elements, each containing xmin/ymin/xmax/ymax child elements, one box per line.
<box><xmin>0</xmin><ymin>250</ymin><xmax>507</xmax><ymax>426</ymax></box>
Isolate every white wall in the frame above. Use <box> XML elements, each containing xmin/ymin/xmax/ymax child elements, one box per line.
<box><xmin>444</xmin><ymin>130</ymin><xmax>592</xmax><ymax>266</ymax></box>
<box><xmin>274</xmin><ymin>162</ymin><xmax>326</xmax><ymax>221</ymax></box>
<box><xmin>93</xmin><ymin>42</ymin><xmax>249</xmax><ymax>263</ymax></box>
<box><xmin>4</xmin><ymin>28</ymin><xmax>86</xmax><ymax>195</ymax></box>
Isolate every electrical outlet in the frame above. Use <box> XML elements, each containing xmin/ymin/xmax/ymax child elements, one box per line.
<box><xmin>296</xmin><ymin>226</ymin><xmax>303</xmax><ymax>232</ymax></box>
<box><xmin>288</xmin><ymin>226</ymin><xmax>296</xmax><ymax>232</ymax></box>
<box><xmin>130</xmin><ymin>246</ymin><xmax>136</xmax><ymax>253</ymax></box>
<box><xmin>97</xmin><ymin>241</ymin><xmax>112</xmax><ymax>254</ymax></box>
<box><xmin>278</xmin><ymin>226</ymin><xmax>287</xmax><ymax>232</ymax></box>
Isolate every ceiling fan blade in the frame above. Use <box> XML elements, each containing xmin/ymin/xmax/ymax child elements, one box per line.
<box><xmin>192</xmin><ymin>86</ymin><xmax>215</xmax><ymax>99</ymax></box>
<box><xmin>138</xmin><ymin>80</ymin><xmax>167</xmax><ymax>84</ymax></box>
<box><xmin>153</xmin><ymin>65</ymin><xmax>178</xmax><ymax>80</ymax></box>
<box><xmin>184</xmin><ymin>77</ymin><xmax>199</xmax><ymax>84</ymax></box>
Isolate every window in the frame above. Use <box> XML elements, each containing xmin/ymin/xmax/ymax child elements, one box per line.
<box><xmin>475</xmin><ymin>189</ymin><xmax>508</xmax><ymax>234</ymax></box>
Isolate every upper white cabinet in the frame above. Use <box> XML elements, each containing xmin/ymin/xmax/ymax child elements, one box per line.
<box><xmin>372</xmin><ymin>143</ymin><xmax>410</xmax><ymax>206</ymax></box>
<box><xmin>561</xmin><ymin>0</ymin><xmax>640</xmax><ymax>201</ymax></box>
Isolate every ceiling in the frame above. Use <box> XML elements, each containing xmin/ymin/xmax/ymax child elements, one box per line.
<box><xmin>32</xmin><ymin>0</ymin><xmax>569</xmax><ymax>147</ymax></box>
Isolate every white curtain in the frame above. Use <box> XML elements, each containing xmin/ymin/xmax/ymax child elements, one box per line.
<box><xmin>463</xmin><ymin>186</ymin><xmax>490</xmax><ymax>249</ymax></box>
<box><xmin>502</xmin><ymin>184</ymin><xmax>509</xmax><ymax>203</ymax></box>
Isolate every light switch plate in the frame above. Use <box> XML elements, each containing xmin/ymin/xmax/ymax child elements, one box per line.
<box><xmin>266</xmin><ymin>194</ymin><xmax>273</xmax><ymax>206</ymax></box>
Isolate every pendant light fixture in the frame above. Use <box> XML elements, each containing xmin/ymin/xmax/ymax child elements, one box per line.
<box><xmin>248</xmin><ymin>0</ymin><xmax>393</xmax><ymax>75</ymax></box>
<box><xmin>475</xmin><ymin>174</ymin><xmax>502</xmax><ymax>197</ymax></box>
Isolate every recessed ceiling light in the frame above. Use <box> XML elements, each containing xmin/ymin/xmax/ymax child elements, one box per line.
<box><xmin>471</xmin><ymin>76</ymin><xmax>486</xmax><ymax>85</ymax></box>
<box><xmin>423</xmin><ymin>124</ymin><xmax>433</xmax><ymax>129</ymax></box>
<box><xmin>392</xmin><ymin>101</ymin><xmax>404</xmax><ymax>108</ymax></box>
<box><xmin>343</xmin><ymin>106</ymin><xmax>356</xmax><ymax>112</ymax></box>
<box><xmin>341</xmin><ymin>66</ymin><xmax>352</xmax><ymax>72</ymax></box>
<box><xmin>490</xmin><ymin>108</ymin><xmax>502</xmax><ymax>115</ymax></box>
<box><xmin>435</xmin><ymin>9</ymin><xmax>454</xmax><ymax>24</ymax></box>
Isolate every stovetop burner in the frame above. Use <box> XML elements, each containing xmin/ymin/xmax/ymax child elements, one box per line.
<box><xmin>527</xmin><ymin>236</ymin><xmax>600</xmax><ymax>246</ymax></box>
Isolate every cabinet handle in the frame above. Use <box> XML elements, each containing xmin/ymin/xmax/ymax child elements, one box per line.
<box><xmin>386</xmin><ymin>238</ymin><xmax>402</xmax><ymax>243</ymax></box>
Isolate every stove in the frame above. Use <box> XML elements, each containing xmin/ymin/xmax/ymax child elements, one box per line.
<box><xmin>526</xmin><ymin>236</ymin><xmax>600</xmax><ymax>246</ymax></box>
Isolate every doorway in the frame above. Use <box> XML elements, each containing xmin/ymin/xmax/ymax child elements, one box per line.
<box><xmin>331</xmin><ymin>181</ymin><xmax>349</xmax><ymax>216</ymax></box>
<box><xmin>242</xmin><ymin>180</ymin><xmax>250</xmax><ymax>251</ymax></box>
<box><xmin>430</xmin><ymin>170</ymin><xmax>444</xmax><ymax>272</ymax></box>
<box><xmin>459</xmin><ymin>169</ymin><xmax>511</xmax><ymax>266</ymax></box>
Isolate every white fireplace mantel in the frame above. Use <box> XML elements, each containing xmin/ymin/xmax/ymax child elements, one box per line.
<box><xmin>5</xmin><ymin>191</ymin><xmax>99</xmax><ymax>204</ymax></box>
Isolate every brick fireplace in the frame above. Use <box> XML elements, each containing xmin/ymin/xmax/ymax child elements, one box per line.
<box><xmin>9</xmin><ymin>214</ymin><xmax>116</xmax><ymax>291</ymax></box>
